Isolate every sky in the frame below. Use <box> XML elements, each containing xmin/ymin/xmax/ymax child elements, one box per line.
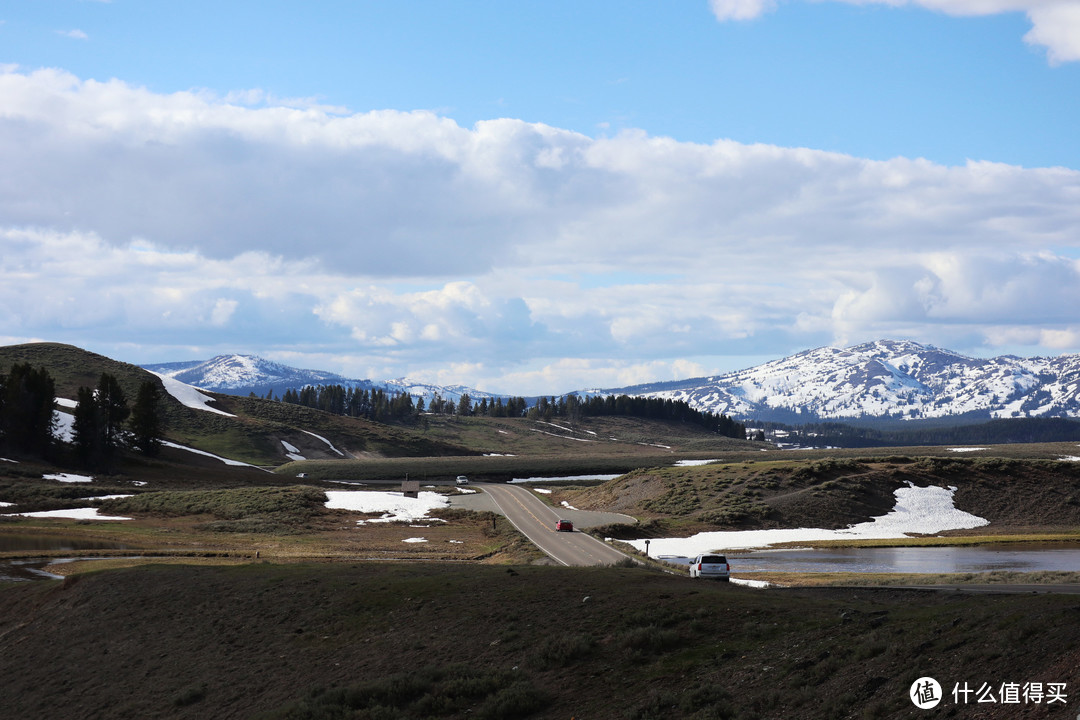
<box><xmin>1</xmin><ymin>0</ymin><xmax>1079</xmax><ymax>395</ymax></box>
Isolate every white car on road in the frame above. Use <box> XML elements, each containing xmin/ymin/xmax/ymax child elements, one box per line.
<box><xmin>689</xmin><ymin>553</ymin><xmax>730</xmax><ymax>581</ymax></box>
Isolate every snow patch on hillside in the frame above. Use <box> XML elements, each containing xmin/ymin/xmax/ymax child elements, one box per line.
<box><xmin>302</xmin><ymin>430</ymin><xmax>345</xmax><ymax>456</ymax></box>
<box><xmin>4</xmin><ymin>508</ymin><xmax>132</xmax><ymax>521</ymax></box>
<box><xmin>43</xmin><ymin>473</ymin><xmax>93</xmax><ymax>483</ymax></box>
<box><xmin>161</xmin><ymin>441</ymin><xmax>259</xmax><ymax>468</ymax></box>
<box><xmin>281</xmin><ymin>440</ymin><xmax>305</xmax><ymax>461</ymax></box>
<box><xmin>151</xmin><ymin>372</ymin><xmax>235</xmax><ymax>417</ymax></box>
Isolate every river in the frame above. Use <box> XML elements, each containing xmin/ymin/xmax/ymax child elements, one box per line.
<box><xmin>728</xmin><ymin>543</ymin><xmax>1080</xmax><ymax>575</ymax></box>
<box><xmin>0</xmin><ymin>534</ymin><xmax>131</xmax><ymax>582</ymax></box>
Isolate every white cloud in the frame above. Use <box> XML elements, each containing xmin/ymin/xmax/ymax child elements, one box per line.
<box><xmin>709</xmin><ymin>0</ymin><xmax>778</xmax><ymax>21</ymax></box>
<box><xmin>709</xmin><ymin>0</ymin><xmax>1080</xmax><ymax>64</ymax></box>
<box><xmin>2</xmin><ymin>67</ymin><xmax>1080</xmax><ymax>390</ymax></box>
<box><xmin>57</xmin><ymin>29</ymin><xmax>89</xmax><ymax>40</ymax></box>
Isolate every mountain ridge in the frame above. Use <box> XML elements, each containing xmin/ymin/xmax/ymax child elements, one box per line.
<box><xmin>142</xmin><ymin>340</ymin><xmax>1080</xmax><ymax>423</ymax></box>
<box><xmin>140</xmin><ymin>354</ymin><xmax>502</xmax><ymax>405</ymax></box>
<box><xmin>597</xmin><ymin>339</ymin><xmax>1080</xmax><ymax>422</ymax></box>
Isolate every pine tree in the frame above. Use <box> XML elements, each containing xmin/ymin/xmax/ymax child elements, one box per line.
<box><xmin>72</xmin><ymin>385</ymin><xmax>99</xmax><ymax>465</ymax></box>
<box><xmin>95</xmin><ymin>373</ymin><xmax>130</xmax><ymax>463</ymax></box>
<box><xmin>129</xmin><ymin>380</ymin><xmax>164</xmax><ymax>456</ymax></box>
<box><xmin>0</xmin><ymin>363</ymin><xmax>57</xmax><ymax>457</ymax></box>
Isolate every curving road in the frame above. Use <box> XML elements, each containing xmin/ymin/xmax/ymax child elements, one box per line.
<box><xmin>478</xmin><ymin>483</ymin><xmax>633</xmax><ymax>566</ymax></box>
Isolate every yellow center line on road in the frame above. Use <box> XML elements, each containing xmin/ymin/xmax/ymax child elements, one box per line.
<box><xmin>500</xmin><ymin>486</ymin><xmax>557</xmax><ymax>532</ymax></box>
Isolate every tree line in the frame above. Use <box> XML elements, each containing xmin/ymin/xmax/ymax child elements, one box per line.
<box><xmin>0</xmin><ymin>362</ymin><xmax>165</xmax><ymax>468</ymax></box>
<box><xmin>278</xmin><ymin>383</ymin><xmax>745</xmax><ymax>439</ymax></box>
<box><xmin>72</xmin><ymin>373</ymin><xmax>165</xmax><ymax>468</ymax></box>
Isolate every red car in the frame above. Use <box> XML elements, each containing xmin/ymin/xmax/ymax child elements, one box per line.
<box><xmin>555</xmin><ymin>519</ymin><xmax>573</xmax><ymax>532</ymax></box>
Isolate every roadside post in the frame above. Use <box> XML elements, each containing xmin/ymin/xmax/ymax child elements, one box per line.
<box><xmin>644</xmin><ymin>539</ymin><xmax>650</xmax><ymax>557</ymax></box>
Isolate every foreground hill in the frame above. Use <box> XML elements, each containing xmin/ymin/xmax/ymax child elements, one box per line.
<box><xmin>1</xmin><ymin>562</ymin><xmax>1077</xmax><ymax>719</ymax></box>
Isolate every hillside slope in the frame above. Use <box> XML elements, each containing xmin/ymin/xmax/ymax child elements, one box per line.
<box><xmin>568</xmin><ymin>454</ymin><xmax>1080</xmax><ymax>537</ymax></box>
<box><xmin>0</xmin><ymin>343</ymin><xmax>472</xmax><ymax>467</ymax></box>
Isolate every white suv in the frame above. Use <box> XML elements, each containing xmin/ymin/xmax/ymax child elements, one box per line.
<box><xmin>689</xmin><ymin>554</ymin><xmax>730</xmax><ymax>581</ymax></box>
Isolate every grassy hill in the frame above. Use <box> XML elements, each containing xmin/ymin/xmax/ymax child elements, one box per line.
<box><xmin>562</xmin><ymin>452</ymin><xmax>1080</xmax><ymax>539</ymax></box>
<box><xmin>0</xmin><ymin>343</ymin><xmax>474</xmax><ymax>468</ymax></box>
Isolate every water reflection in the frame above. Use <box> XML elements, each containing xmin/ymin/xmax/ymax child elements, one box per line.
<box><xmin>733</xmin><ymin>543</ymin><xmax>1080</xmax><ymax>574</ymax></box>
<box><xmin>0</xmin><ymin>534</ymin><xmax>132</xmax><ymax>582</ymax></box>
<box><xmin>0</xmin><ymin>559</ymin><xmax>65</xmax><ymax>582</ymax></box>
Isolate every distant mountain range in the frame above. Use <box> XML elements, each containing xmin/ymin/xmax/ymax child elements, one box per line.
<box><xmin>144</xmin><ymin>340</ymin><xmax>1080</xmax><ymax>424</ymax></box>
<box><xmin>599</xmin><ymin>339</ymin><xmax>1080</xmax><ymax>423</ymax></box>
<box><xmin>141</xmin><ymin>354</ymin><xmax>501</xmax><ymax>405</ymax></box>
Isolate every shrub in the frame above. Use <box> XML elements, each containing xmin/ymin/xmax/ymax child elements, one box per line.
<box><xmin>528</xmin><ymin>632</ymin><xmax>595</xmax><ymax>670</ymax></box>
<box><xmin>102</xmin><ymin>485</ymin><xmax>327</xmax><ymax>520</ymax></box>
<box><xmin>261</xmin><ymin>665</ymin><xmax>545</xmax><ymax>720</ymax></box>
<box><xmin>618</xmin><ymin>625</ymin><xmax>683</xmax><ymax>654</ymax></box>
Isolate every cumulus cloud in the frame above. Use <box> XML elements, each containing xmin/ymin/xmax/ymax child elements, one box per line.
<box><xmin>709</xmin><ymin>0</ymin><xmax>1080</xmax><ymax>64</ymax></box>
<box><xmin>2</xmin><ymin>67</ymin><xmax>1080</xmax><ymax>390</ymax></box>
<box><xmin>709</xmin><ymin>0</ymin><xmax>778</xmax><ymax>21</ymax></box>
<box><xmin>313</xmin><ymin>282</ymin><xmax>543</xmax><ymax>354</ymax></box>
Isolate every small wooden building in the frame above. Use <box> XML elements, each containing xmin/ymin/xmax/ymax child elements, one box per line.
<box><xmin>401</xmin><ymin>480</ymin><xmax>420</xmax><ymax>498</ymax></box>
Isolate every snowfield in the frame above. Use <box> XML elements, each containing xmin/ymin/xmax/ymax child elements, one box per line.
<box><xmin>324</xmin><ymin>490</ymin><xmax>449</xmax><ymax>524</ymax></box>
<box><xmin>150</xmin><ymin>372</ymin><xmax>236</xmax><ymax>417</ymax></box>
<box><xmin>281</xmin><ymin>440</ymin><xmax>305</xmax><ymax>461</ymax></box>
<box><xmin>3</xmin><ymin>508</ymin><xmax>132</xmax><ymax>521</ymax></box>
<box><xmin>43</xmin><ymin>473</ymin><xmax>93</xmax><ymax>483</ymax></box>
<box><xmin>626</xmin><ymin>482</ymin><xmax>989</xmax><ymax>556</ymax></box>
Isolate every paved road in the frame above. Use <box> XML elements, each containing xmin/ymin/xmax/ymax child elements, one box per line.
<box><xmin>477</xmin><ymin>483</ymin><xmax>633</xmax><ymax>567</ymax></box>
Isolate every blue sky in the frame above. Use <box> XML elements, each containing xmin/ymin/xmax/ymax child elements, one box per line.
<box><xmin>2</xmin><ymin>0</ymin><xmax>1080</xmax><ymax>394</ymax></box>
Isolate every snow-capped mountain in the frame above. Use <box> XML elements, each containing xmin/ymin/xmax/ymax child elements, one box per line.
<box><xmin>146</xmin><ymin>340</ymin><xmax>1080</xmax><ymax>423</ymax></box>
<box><xmin>144</xmin><ymin>355</ymin><xmax>350</xmax><ymax>394</ymax></box>
<box><xmin>599</xmin><ymin>340</ymin><xmax>1080</xmax><ymax>422</ymax></box>
<box><xmin>141</xmin><ymin>355</ymin><xmax>498</xmax><ymax>404</ymax></box>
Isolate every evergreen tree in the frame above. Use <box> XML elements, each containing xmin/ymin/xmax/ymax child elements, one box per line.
<box><xmin>95</xmin><ymin>373</ymin><xmax>130</xmax><ymax>462</ymax></box>
<box><xmin>129</xmin><ymin>380</ymin><xmax>164</xmax><ymax>456</ymax></box>
<box><xmin>72</xmin><ymin>385</ymin><xmax>99</xmax><ymax>465</ymax></box>
<box><xmin>0</xmin><ymin>363</ymin><xmax>57</xmax><ymax>457</ymax></box>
